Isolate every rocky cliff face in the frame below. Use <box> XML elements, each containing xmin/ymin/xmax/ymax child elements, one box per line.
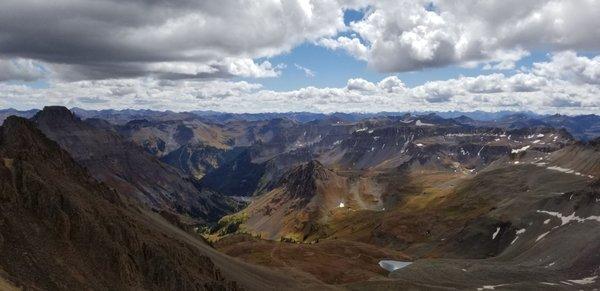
<box><xmin>200</xmin><ymin>149</ymin><xmax>266</xmax><ymax>197</ymax></box>
<box><xmin>279</xmin><ymin>160</ymin><xmax>331</xmax><ymax>200</ymax></box>
<box><xmin>161</xmin><ymin>143</ymin><xmax>229</xmax><ymax>179</ymax></box>
<box><xmin>32</xmin><ymin>106</ymin><xmax>235</xmax><ymax>224</ymax></box>
<box><xmin>0</xmin><ymin>116</ymin><xmax>238</xmax><ymax>290</ymax></box>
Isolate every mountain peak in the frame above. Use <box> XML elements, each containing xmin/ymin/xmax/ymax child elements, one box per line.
<box><xmin>279</xmin><ymin>160</ymin><xmax>330</xmax><ymax>199</ymax></box>
<box><xmin>33</xmin><ymin>106</ymin><xmax>80</xmax><ymax>126</ymax></box>
<box><xmin>294</xmin><ymin>160</ymin><xmax>328</xmax><ymax>178</ymax></box>
<box><xmin>1</xmin><ymin>116</ymin><xmax>57</xmax><ymax>154</ymax></box>
<box><xmin>2</xmin><ymin>114</ymin><xmax>33</xmax><ymax>129</ymax></box>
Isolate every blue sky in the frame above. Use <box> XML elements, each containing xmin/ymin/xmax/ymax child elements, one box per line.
<box><xmin>244</xmin><ymin>9</ymin><xmax>382</xmax><ymax>91</ymax></box>
<box><xmin>247</xmin><ymin>9</ymin><xmax>557</xmax><ymax>92</ymax></box>
<box><xmin>250</xmin><ymin>45</ymin><xmax>555</xmax><ymax>92</ymax></box>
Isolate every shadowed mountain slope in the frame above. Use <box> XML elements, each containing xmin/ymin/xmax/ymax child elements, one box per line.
<box><xmin>32</xmin><ymin>106</ymin><xmax>236</xmax><ymax>224</ymax></box>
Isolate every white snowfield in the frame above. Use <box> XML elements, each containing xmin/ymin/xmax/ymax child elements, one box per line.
<box><xmin>545</xmin><ymin>166</ymin><xmax>595</xmax><ymax>178</ymax></box>
<box><xmin>378</xmin><ymin>260</ymin><xmax>412</xmax><ymax>272</ymax></box>
<box><xmin>510</xmin><ymin>228</ymin><xmax>526</xmax><ymax>244</ymax></box>
<box><xmin>534</xmin><ymin>210</ymin><xmax>600</xmax><ymax>242</ymax></box>
<box><xmin>567</xmin><ymin>275</ymin><xmax>598</xmax><ymax>285</ymax></box>
<box><xmin>530</xmin><ymin>163</ymin><xmax>596</xmax><ymax>179</ymax></box>
<box><xmin>511</xmin><ymin>145</ymin><xmax>530</xmax><ymax>154</ymax></box>
<box><xmin>536</xmin><ymin>210</ymin><xmax>600</xmax><ymax>225</ymax></box>
<box><xmin>547</xmin><ymin>166</ymin><xmax>576</xmax><ymax>174</ymax></box>
<box><xmin>492</xmin><ymin>227</ymin><xmax>501</xmax><ymax>239</ymax></box>
<box><xmin>415</xmin><ymin>120</ymin><xmax>434</xmax><ymax>126</ymax></box>
<box><xmin>536</xmin><ymin>231</ymin><xmax>550</xmax><ymax>242</ymax></box>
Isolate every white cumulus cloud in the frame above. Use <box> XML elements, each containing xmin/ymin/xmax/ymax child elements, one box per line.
<box><xmin>319</xmin><ymin>0</ymin><xmax>600</xmax><ymax>72</ymax></box>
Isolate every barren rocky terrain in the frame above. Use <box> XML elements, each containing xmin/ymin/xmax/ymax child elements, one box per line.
<box><xmin>1</xmin><ymin>107</ymin><xmax>599</xmax><ymax>290</ymax></box>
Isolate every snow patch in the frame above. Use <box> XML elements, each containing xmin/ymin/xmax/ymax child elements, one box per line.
<box><xmin>511</xmin><ymin>145</ymin><xmax>530</xmax><ymax>154</ymax></box>
<box><xmin>477</xmin><ymin>284</ymin><xmax>509</xmax><ymax>290</ymax></box>
<box><xmin>477</xmin><ymin>145</ymin><xmax>486</xmax><ymax>156</ymax></box>
<box><xmin>536</xmin><ymin>231</ymin><xmax>550</xmax><ymax>242</ymax></box>
<box><xmin>530</xmin><ymin>163</ymin><xmax>595</xmax><ymax>179</ymax></box>
<box><xmin>378</xmin><ymin>260</ymin><xmax>412</xmax><ymax>272</ymax></box>
<box><xmin>537</xmin><ymin>210</ymin><xmax>600</xmax><ymax>226</ymax></box>
<box><xmin>510</xmin><ymin>228</ymin><xmax>526</xmax><ymax>244</ymax></box>
<box><xmin>415</xmin><ymin>120</ymin><xmax>434</xmax><ymax>126</ymax></box>
<box><xmin>492</xmin><ymin>227</ymin><xmax>501</xmax><ymax>239</ymax></box>
<box><xmin>511</xmin><ymin>146</ymin><xmax>531</xmax><ymax>154</ymax></box>
<box><xmin>338</xmin><ymin>202</ymin><xmax>345</xmax><ymax>208</ymax></box>
<box><xmin>546</xmin><ymin>166</ymin><xmax>574</xmax><ymax>174</ymax></box>
<box><xmin>540</xmin><ymin>282</ymin><xmax>559</xmax><ymax>286</ymax></box>
<box><xmin>534</xmin><ymin>210</ymin><xmax>600</xmax><ymax>243</ymax></box>
<box><xmin>567</xmin><ymin>275</ymin><xmax>598</xmax><ymax>285</ymax></box>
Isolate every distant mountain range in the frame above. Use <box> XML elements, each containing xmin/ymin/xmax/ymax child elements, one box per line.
<box><xmin>3</xmin><ymin>107</ymin><xmax>598</xmax><ymax>140</ymax></box>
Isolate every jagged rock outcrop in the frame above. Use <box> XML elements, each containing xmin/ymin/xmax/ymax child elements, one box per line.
<box><xmin>279</xmin><ymin>160</ymin><xmax>331</xmax><ymax>200</ymax></box>
<box><xmin>32</xmin><ymin>106</ymin><xmax>235</xmax><ymax>224</ymax></box>
<box><xmin>161</xmin><ymin>143</ymin><xmax>229</xmax><ymax>179</ymax></box>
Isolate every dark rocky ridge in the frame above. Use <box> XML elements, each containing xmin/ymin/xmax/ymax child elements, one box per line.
<box><xmin>279</xmin><ymin>160</ymin><xmax>330</xmax><ymax>200</ymax></box>
<box><xmin>2</xmin><ymin>107</ymin><xmax>600</xmax><ymax>289</ymax></box>
<box><xmin>0</xmin><ymin>116</ymin><xmax>239</xmax><ymax>290</ymax></box>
